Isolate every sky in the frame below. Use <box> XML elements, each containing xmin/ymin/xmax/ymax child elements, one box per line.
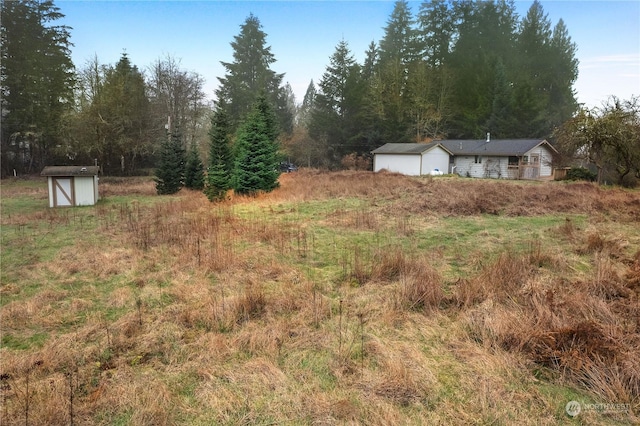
<box><xmin>57</xmin><ymin>0</ymin><xmax>640</xmax><ymax>109</ymax></box>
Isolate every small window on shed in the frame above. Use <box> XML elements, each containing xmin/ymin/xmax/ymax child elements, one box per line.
<box><xmin>474</xmin><ymin>155</ymin><xmax>482</xmax><ymax>164</ymax></box>
<box><xmin>508</xmin><ymin>156</ymin><xmax>519</xmax><ymax>166</ymax></box>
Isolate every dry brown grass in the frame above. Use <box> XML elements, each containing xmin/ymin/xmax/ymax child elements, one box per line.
<box><xmin>1</xmin><ymin>171</ymin><xmax>639</xmax><ymax>424</ymax></box>
<box><xmin>276</xmin><ymin>170</ymin><xmax>640</xmax><ymax>221</ymax></box>
<box><xmin>459</xmin><ymin>241</ymin><xmax>640</xmax><ymax>408</ymax></box>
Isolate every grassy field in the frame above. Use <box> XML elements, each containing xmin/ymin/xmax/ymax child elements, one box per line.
<box><xmin>1</xmin><ymin>170</ymin><xmax>639</xmax><ymax>425</ymax></box>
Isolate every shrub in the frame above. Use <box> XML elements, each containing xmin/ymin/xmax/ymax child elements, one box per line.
<box><xmin>566</xmin><ymin>167</ymin><xmax>597</xmax><ymax>182</ymax></box>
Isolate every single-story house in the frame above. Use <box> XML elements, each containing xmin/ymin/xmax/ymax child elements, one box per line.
<box><xmin>372</xmin><ymin>138</ymin><xmax>557</xmax><ymax>180</ymax></box>
<box><xmin>41</xmin><ymin>166</ymin><xmax>100</xmax><ymax>207</ymax></box>
<box><xmin>371</xmin><ymin>142</ymin><xmax>452</xmax><ymax>176</ymax></box>
<box><xmin>438</xmin><ymin>138</ymin><xmax>557</xmax><ymax>179</ymax></box>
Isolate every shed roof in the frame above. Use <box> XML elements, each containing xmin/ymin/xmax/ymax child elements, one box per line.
<box><xmin>438</xmin><ymin>139</ymin><xmax>557</xmax><ymax>156</ymax></box>
<box><xmin>41</xmin><ymin>166</ymin><xmax>100</xmax><ymax>176</ymax></box>
<box><xmin>372</xmin><ymin>142</ymin><xmax>452</xmax><ymax>155</ymax></box>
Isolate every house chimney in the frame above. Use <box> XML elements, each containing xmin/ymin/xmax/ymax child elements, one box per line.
<box><xmin>486</xmin><ymin>132</ymin><xmax>491</xmax><ymax>142</ymax></box>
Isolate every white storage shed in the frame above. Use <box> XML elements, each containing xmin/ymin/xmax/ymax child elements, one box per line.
<box><xmin>41</xmin><ymin>166</ymin><xmax>100</xmax><ymax>207</ymax></box>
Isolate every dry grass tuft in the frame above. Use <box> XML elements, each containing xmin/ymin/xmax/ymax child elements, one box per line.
<box><xmin>460</xmin><ymin>245</ymin><xmax>640</xmax><ymax>406</ymax></box>
<box><xmin>454</xmin><ymin>249</ymin><xmax>536</xmax><ymax>308</ymax></box>
<box><xmin>393</xmin><ymin>258</ymin><xmax>444</xmax><ymax>313</ymax></box>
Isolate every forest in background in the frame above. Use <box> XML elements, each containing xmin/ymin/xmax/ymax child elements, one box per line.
<box><xmin>1</xmin><ymin>0</ymin><xmax>638</xmax><ymax>185</ymax></box>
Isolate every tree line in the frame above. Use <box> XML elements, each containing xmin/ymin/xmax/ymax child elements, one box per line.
<box><xmin>293</xmin><ymin>0</ymin><xmax>580</xmax><ymax>168</ymax></box>
<box><xmin>1</xmin><ymin>0</ymin><xmax>638</xmax><ymax>187</ymax></box>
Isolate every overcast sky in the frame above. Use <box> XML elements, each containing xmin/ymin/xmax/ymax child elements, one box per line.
<box><xmin>58</xmin><ymin>0</ymin><xmax>640</xmax><ymax>109</ymax></box>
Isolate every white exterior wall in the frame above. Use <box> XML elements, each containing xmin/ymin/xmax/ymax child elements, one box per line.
<box><xmin>454</xmin><ymin>156</ymin><xmax>484</xmax><ymax>178</ymax></box>
<box><xmin>74</xmin><ymin>176</ymin><xmax>98</xmax><ymax>206</ymax></box>
<box><xmin>482</xmin><ymin>157</ymin><xmax>510</xmax><ymax>178</ymax></box>
<box><xmin>454</xmin><ymin>156</ymin><xmax>514</xmax><ymax>179</ymax></box>
<box><xmin>374</xmin><ymin>154</ymin><xmax>421</xmax><ymax>176</ymax></box>
<box><xmin>525</xmin><ymin>146</ymin><xmax>554</xmax><ymax>177</ymax></box>
<box><xmin>421</xmin><ymin>147</ymin><xmax>450</xmax><ymax>175</ymax></box>
<box><xmin>454</xmin><ymin>147</ymin><xmax>554</xmax><ymax>179</ymax></box>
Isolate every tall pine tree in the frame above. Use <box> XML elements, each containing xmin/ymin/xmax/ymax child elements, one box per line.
<box><xmin>1</xmin><ymin>0</ymin><xmax>75</xmax><ymax>175</ymax></box>
<box><xmin>205</xmin><ymin>101</ymin><xmax>233</xmax><ymax>201</ymax></box>
<box><xmin>547</xmin><ymin>19</ymin><xmax>579</xmax><ymax>129</ymax></box>
<box><xmin>309</xmin><ymin>40</ymin><xmax>365</xmax><ymax>166</ymax></box>
<box><xmin>100</xmin><ymin>53</ymin><xmax>151</xmax><ymax>174</ymax></box>
<box><xmin>216</xmin><ymin>14</ymin><xmax>292</xmax><ymax>135</ymax></box>
<box><xmin>155</xmin><ymin>129</ymin><xmax>185</xmax><ymax>195</ymax></box>
<box><xmin>377</xmin><ymin>0</ymin><xmax>418</xmax><ymax>143</ymax></box>
<box><xmin>448</xmin><ymin>0</ymin><xmax>518</xmax><ymax>138</ymax></box>
<box><xmin>184</xmin><ymin>140</ymin><xmax>204</xmax><ymax>190</ymax></box>
<box><xmin>233</xmin><ymin>95</ymin><xmax>281</xmax><ymax>195</ymax></box>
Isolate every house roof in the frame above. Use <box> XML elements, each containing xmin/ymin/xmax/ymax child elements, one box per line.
<box><xmin>371</xmin><ymin>142</ymin><xmax>453</xmax><ymax>155</ymax></box>
<box><xmin>438</xmin><ymin>139</ymin><xmax>557</xmax><ymax>156</ymax></box>
<box><xmin>41</xmin><ymin>166</ymin><xmax>100</xmax><ymax>176</ymax></box>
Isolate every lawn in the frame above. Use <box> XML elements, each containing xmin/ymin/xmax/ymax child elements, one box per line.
<box><xmin>1</xmin><ymin>171</ymin><xmax>638</xmax><ymax>425</ymax></box>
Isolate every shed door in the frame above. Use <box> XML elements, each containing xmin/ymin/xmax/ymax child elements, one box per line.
<box><xmin>53</xmin><ymin>177</ymin><xmax>74</xmax><ymax>206</ymax></box>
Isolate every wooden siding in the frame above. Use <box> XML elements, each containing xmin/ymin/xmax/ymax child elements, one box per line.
<box><xmin>526</xmin><ymin>146</ymin><xmax>554</xmax><ymax>178</ymax></box>
<box><xmin>453</xmin><ymin>145</ymin><xmax>554</xmax><ymax>180</ymax></box>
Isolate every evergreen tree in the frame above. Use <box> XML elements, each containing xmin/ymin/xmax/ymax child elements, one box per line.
<box><xmin>378</xmin><ymin>0</ymin><xmax>418</xmax><ymax>66</ymax></box>
<box><xmin>413</xmin><ymin>0</ymin><xmax>456</xmax><ymax>139</ymax></box>
<box><xmin>309</xmin><ymin>40</ymin><xmax>365</xmax><ymax>166</ymax></box>
<box><xmin>485</xmin><ymin>59</ymin><xmax>517</xmax><ymax>137</ymax></box>
<box><xmin>216</xmin><ymin>14</ymin><xmax>292</xmax><ymax>135</ymax></box>
<box><xmin>233</xmin><ymin>95</ymin><xmax>281</xmax><ymax>195</ymax></box>
<box><xmin>205</xmin><ymin>102</ymin><xmax>233</xmax><ymax>201</ymax></box>
<box><xmin>297</xmin><ymin>80</ymin><xmax>316</xmax><ymax>128</ymax></box>
<box><xmin>1</xmin><ymin>0</ymin><xmax>75</xmax><ymax>175</ymax></box>
<box><xmin>512</xmin><ymin>0</ymin><xmax>552</xmax><ymax>136</ymax></box>
<box><xmin>377</xmin><ymin>0</ymin><xmax>419</xmax><ymax>143</ymax></box>
<box><xmin>547</xmin><ymin>19</ymin><xmax>579</xmax><ymax>127</ymax></box>
<box><xmin>184</xmin><ymin>141</ymin><xmax>204</xmax><ymax>190</ymax></box>
<box><xmin>362</xmin><ymin>41</ymin><xmax>379</xmax><ymax>81</ymax></box>
<box><xmin>417</xmin><ymin>0</ymin><xmax>456</xmax><ymax>67</ymax></box>
<box><xmin>99</xmin><ymin>53</ymin><xmax>151</xmax><ymax>174</ymax></box>
<box><xmin>155</xmin><ymin>129</ymin><xmax>185</xmax><ymax>195</ymax></box>
<box><xmin>448</xmin><ymin>0</ymin><xmax>518</xmax><ymax>138</ymax></box>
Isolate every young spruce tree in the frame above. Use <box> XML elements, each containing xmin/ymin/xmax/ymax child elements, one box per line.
<box><xmin>205</xmin><ymin>102</ymin><xmax>233</xmax><ymax>201</ymax></box>
<box><xmin>184</xmin><ymin>140</ymin><xmax>204</xmax><ymax>190</ymax></box>
<box><xmin>233</xmin><ymin>95</ymin><xmax>281</xmax><ymax>195</ymax></box>
<box><xmin>155</xmin><ymin>129</ymin><xmax>185</xmax><ymax>195</ymax></box>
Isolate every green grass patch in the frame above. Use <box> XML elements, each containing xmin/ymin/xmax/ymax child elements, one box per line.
<box><xmin>1</xmin><ymin>331</ymin><xmax>49</xmax><ymax>350</ymax></box>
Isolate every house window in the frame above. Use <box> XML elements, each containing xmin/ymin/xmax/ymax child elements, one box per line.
<box><xmin>508</xmin><ymin>156</ymin><xmax>519</xmax><ymax>166</ymax></box>
<box><xmin>474</xmin><ymin>155</ymin><xmax>482</xmax><ymax>164</ymax></box>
